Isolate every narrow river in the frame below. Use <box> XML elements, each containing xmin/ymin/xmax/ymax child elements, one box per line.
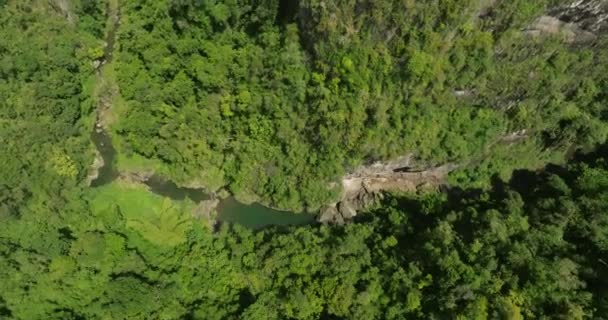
<box><xmin>91</xmin><ymin>124</ymin><xmax>315</xmax><ymax>229</ymax></box>
<box><xmin>89</xmin><ymin>2</ymin><xmax>315</xmax><ymax>229</ymax></box>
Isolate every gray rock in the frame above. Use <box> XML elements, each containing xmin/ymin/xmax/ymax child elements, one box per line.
<box><xmin>338</xmin><ymin>201</ymin><xmax>357</xmax><ymax>220</ymax></box>
<box><xmin>193</xmin><ymin>198</ymin><xmax>220</xmax><ymax>219</ymax></box>
<box><xmin>217</xmin><ymin>188</ymin><xmax>231</xmax><ymax>199</ymax></box>
<box><xmin>550</xmin><ymin>0</ymin><xmax>608</xmax><ymax>33</ymax></box>
<box><xmin>86</xmin><ymin>151</ymin><xmax>105</xmax><ymax>186</ymax></box>
<box><xmin>318</xmin><ymin>205</ymin><xmax>339</xmax><ymax>224</ymax></box>
<box><xmin>334</xmin><ymin>213</ymin><xmax>345</xmax><ymax>226</ymax></box>
<box><xmin>120</xmin><ymin>170</ymin><xmax>154</xmax><ymax>183</ymax></box>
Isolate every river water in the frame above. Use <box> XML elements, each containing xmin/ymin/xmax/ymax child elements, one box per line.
<box><xmin>143</xmin><ymin>175</ymin><xmax>315</xmax><ymax>229</ymax></box>
<box><xmin>91</xmin><ymin>135</ymin><xmax>315</xmax><ymax>228</ymax></box>
<box><xmin>90</xmin><ymin>133</ymin><xmax>316</xmax><ymax>228</ymax></box>
<box><xmin>90</xmin><ymin>129</ymin><xmax>118</xmax><ymax>187</ymax></box>
<box><xmin>141</xmin><ymin>175</ymin><xmax>315</xmax><ymax>228</ymax></box>
<box><xmin>88</xmin><ymin>4</ymin><xmax>315</xmax><ymax>229</ymax></box>
<box><xmin>216</xmin><ymin>197</ymin><xmax>315</xmax><ymax>229</ymax></box>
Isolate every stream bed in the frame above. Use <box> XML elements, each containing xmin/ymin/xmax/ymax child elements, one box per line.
<box><xmin>142</xmin><ymin>174</ymin><xmax>316</xmax><ymax>229</ymax></box>
<box><xmin>88</xmin><ymin>4</ymin><xmax>316</xmax><ymax>229</ymax></box>
<box><xmin>90</xmin><ymin>134</ymin><xmax>316</xmax><ymax>228</ymax></box>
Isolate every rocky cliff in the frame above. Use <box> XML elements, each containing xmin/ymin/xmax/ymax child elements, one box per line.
<box><xmin>318</xmin><ymin>155</ymin><xmax>457</xmax><ymax>224</ymax></box>
<box><xmin>526</xmin><ymin>0</ymin><xmax>608</xmax><ymax>42</ymax></box>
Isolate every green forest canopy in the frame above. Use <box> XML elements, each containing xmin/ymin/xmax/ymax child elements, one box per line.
<box><xmin>2</xmin><ymin>138</ymin><xmax>608</xmax><ymax>319</ymax></box>
<box><xmin>113</xmin><ymin>0</ymin><xmax>608</xmax><ymax>210</ymax></box>
<box><xmin>1</xmin><ymin>0</ymin><xmax>608</xmax><ymax>319</ymax></box>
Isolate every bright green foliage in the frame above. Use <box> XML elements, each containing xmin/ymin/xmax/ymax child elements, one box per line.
<box><xmin>1</xmin><ymin>1</ymin><xmax>608</xmax><ymax>319</ymax></box>
<box><xmin>48</xmin><ymin>149</ymin><xmax>79</xmax><ymax>179</ymax></box>
<box><xmin>90</xmin><ymin>183</ymin><xmax>195</xmax><ymax>247</ymax></box>
<box><xmin>3</xmin><ymin>147</ymin><xmax>608</xmax><ymax>319</ymax></box>
<box><xmin>110</xmin><ymin>0</ymin><xmax>608</xmax><ymax>209</ymax></box>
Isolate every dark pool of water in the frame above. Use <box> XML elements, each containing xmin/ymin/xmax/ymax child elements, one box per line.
<box><xmin>217</xmin><ymin>197</ymin><xmax>316</xmax><ymax>229</ymax></box>
<box><xmin>144</xmin><ymin>175</ymin><xmax>210</xmax><ymax>203</ymax></box>
<box><xmin>90</xmin><ymin>129</ymin><xmax>118</xmax><ymax>187</ymax></box>
<box><xmin>89</xmin><ymin>6</ymin><xmax>315</xmax><ymax>228</ymax></box>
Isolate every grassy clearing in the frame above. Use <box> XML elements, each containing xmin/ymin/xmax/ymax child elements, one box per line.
<box><xmin>113</xmin><ymin>150</ymin><xmax>164</xmax><ymax>173</ymax></box>
<box><xmin>88</xmin><ymin>181</ymin><xmax>195</xmax><ymax>218</ymax></box>
<box><xmin>87</xmin><ymin>181</ymin><xmax>198</xmax><ymax>246</ymax></box>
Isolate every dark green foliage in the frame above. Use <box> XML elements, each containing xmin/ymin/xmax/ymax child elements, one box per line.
<box><xmin>1</xmin><ymin>0</ymin><xmax>608</xmax><ymax>319</ymax></box>
<box><xmin>3</xmin><ymin>147</ymin><xmax>608</xmax><ymax>319</ymax></box>
<box><xmin>0</xmin><ymin>0</ymin><xmax>102</xmax><ymax>211</ymax></box>
<box><xmin>112</xmin><ymin>0</ymin><xmax>608</xmax><ymax>208</ymax></box>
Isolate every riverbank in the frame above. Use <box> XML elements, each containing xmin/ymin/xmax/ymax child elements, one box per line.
<box><xmin>83</xmin><ymin>1</ymin><xmax>321</xmax><ymax>229</ymax></box>
<box><xmin>86</xmin><ymin>0</ymin><xmax>121</xmax><ymax>186</ymax></box>
<box><xmin>83</xmin><ymin>0</ymin><xmax>463</xmax><ymax>226</ymax></box>
<box><xmin>318</xmin><ymin>155</ymin><xmax>457</xmax><ymax>224</ymax></box>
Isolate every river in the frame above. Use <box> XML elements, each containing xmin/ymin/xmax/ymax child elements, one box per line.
<box><xmin>142</xmin><ymin>175</ymin><xmax>314</xmax><ymax>228</ymax></box>
<box><xmin>88</xmin><ymin>3</ymin><xmax>315</xmax><ymax>229</ymax></box>
<box><xmin>90</xmin><ymin>133</ymin><xmax>315</xmax><ymax>228</ymax></box>
<box><xmin>91</xmin><ymin>135</ymin><xmax>315</xmax><ymax>229</ymax></box>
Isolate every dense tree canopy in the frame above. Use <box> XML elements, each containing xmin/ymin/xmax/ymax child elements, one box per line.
<box><xmin>109</xmin><ymin>0</ymin><xmax>608</xmax><ymax>209</ymax></box>
<box><xmin>1</xmin><ymin>0</ymin><xmax>608</xmax><ymax>319</ymax></box>
<box><xmin>2</xmin><ymin>146</ymin><xmax>608</xmax><ymax>319</ymax></box>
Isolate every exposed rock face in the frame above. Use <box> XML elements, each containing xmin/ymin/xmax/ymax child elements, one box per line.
<box><xmin>118</xmin><ymin>170</ymin><xmax>154</xmax><ymax>184</ymax></box>
<box><xmin>192</xmin><ymin>198</ymin><xmax>220</xmax><ymax>230</ymax></box>
<box><xmin>525</xmin><ymin>15</ymin><xmax>596</xmax><ymax>42</ymax></box>
<box><xmin>317</xmin><ymin>192</ymin><xmax>387</xmax><ymax>224</ymax></box>
<box><xmin>500</xmin><ymin>129</ymin><xmax>529</xmax><ymax>144</ymax></box>
<box><xmin>317</xmin><ymin>155</ymin><xmax>455</xmax><ymax>224</ymax></box>
<box><xmin>338</xmin><ymin>201</ymin><xmax>357</xmax><ymax>220</ymax></box>
<box><xmin>193</xmin><ymin>199</ymin><xmax>220</xmax><ymax>219</ymax></box>
<box><xmin>318</xmin><ymin>205</ymin><xmax>343</xmax><ymax>225</ymax></box>
<box><xmin>550</xmin><ymin>0</ymin><xmax>608</xmax><ymax>33</ymax></box>
<box><xmin>86</xmin><ymin>150</ymin><xmax>105</xmax><ymax>186</ymax></box>
<box><xmin>345</xmin><ymin>155</ymin><xmax>415</xmax><ymax>179</ymax></box>
<box><xmin>342</xmin><ymin>162</ymin><xmax>456</xmax><ymax>201</ymax></box>
<box><xmin>51</xmin><ymin>0</ymin><xmax>74</xmax><ymax>24</ymax></box>
<box><xmin>526</xmin><ymin>0</ymin><xmax>608</xmax><ymax>42</ymax></box>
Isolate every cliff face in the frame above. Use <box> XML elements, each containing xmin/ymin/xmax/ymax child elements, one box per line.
<box><xmin>550</xmin><ymin>0</ymin><xmax>608</xmax><ymax>33</ymax></box>
<box><xmin>526</xmin><ymin>0</ymin><xmax>608</xmax><ymax>42</ymax></box>
<box><xmin>318</xmin><ymin>156</ymin><xmax>457</xmax><ymax>224</ymax></box>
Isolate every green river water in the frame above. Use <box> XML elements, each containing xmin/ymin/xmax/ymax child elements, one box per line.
<box><xmin>90</xmin><ymin>148</ymin><xmax>317</xmax><ymax>228</ymax></box>
<box><xmin>216</xmin><ymin>197</ymin><xmax>315</xmax><ymax>229</ymax></box>
<box><xmin>89</xmin><ymin>3</ymin><xmax>315</xmax><ymax>229</ymax></box>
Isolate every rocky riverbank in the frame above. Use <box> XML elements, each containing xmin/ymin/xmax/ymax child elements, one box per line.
<box><xmin>318</xmin><ymin>155</ymin><xmax>457</xmax><ymax>224</ymax></box>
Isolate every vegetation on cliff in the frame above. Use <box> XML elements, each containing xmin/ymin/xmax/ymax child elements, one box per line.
<box><xmin>3</xmin><ymin>144</ymin><xmax>608</xmax><ymax>318</ymax></box>
<box><xmin>112</xmin><ymin>0</ymin><xmax>608</xmax><ymax>209</ymax></box>
<box><xmin>1</xmin><ymin>0</ymin><xmax>608</xmax><ymax>319</ymax></box>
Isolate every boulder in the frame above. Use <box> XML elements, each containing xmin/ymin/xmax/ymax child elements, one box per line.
<box><xmin>86</xmin><ymin>151</ymin><xmax>105</xmax><ymax>186</ymax></box>
<box><xmin>217</xmin><ymin>188</ymin><xmax>231</xmax><ymax>199</ymax></box>
<box><xmin>338</xmin><ymin>201</ymin><xmax>357</xmax><ymax>220</ymax></box>
<box><xmin>318</xmin><ymin>205</ymin><xmax>339</xmax><ymax>224</ymax></box>
<box><xmin>120</xmin><ymin>170</ymin><xmax>154</xmax><ymax>184</ymax></box>
<box><xmin>334</xmin><ymin>213</ymin><xmax>345</xmax><ymax>226</ymax></box>
<box><xmin>193</xmin><ymin>198</ymin><xmax>220</xmax><ymax>219</ymax></box>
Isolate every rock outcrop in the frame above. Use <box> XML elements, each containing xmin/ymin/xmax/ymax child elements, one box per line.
<box><xmin>318</xmin><ymin>205</ymin><xmax>341</xmax><ymax>224</ymax></box>
<box><xmin>318</xmin><ymin>155</ymin><xmax>456</xmax><ymax>224</ymax></box>
<box><xmin>342</xmin><ymin>161</ymin><xmax>456</xmax><ymax>200</ymax></box>
<box><xmin>550</xmin><ymin>0</ymin><xmax>608</xmax><ymax>33</ymax></box>
<box><xmin>193</xmin><ymin>198</ymin><xmax>220</xmax><ymax>219</ymax></box>
<box><xmin>118</xmin><ymin>170</ymin><xmax>154</xmax><ymax>184</ymax></box>
<box><xmin>85</xmin><ymin>150</ymin><xmax>105</xmax><ymax>186</ymax></box>
<box><xmin>525</xmin><ymin>0</ymin><xmax>608</xmax><ymax>43</ymax></box>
